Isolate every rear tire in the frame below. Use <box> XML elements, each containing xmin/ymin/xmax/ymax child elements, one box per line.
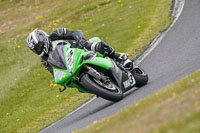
<box><xmin>80</xmin><ymin>73</ymin><xmax>124</xmax><ymax>102</ymax></box>
<box><xmin>132</xmin><ymin>66</ymin><xmax>148</xmax><ymax>87</ymax></box>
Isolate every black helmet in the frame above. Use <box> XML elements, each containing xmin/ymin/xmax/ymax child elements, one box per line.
<box><xmin>27</xmin><ymin>28</ymin><xmax>51</xmax><ymax>56</ymax></box>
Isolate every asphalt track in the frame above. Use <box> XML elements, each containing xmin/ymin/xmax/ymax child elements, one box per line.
<box><xmin>39</xmin><ymin>0</ymin><xmax>200</xmax><ymax>132</ymax></box>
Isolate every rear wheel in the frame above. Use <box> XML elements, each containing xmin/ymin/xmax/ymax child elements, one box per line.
<box><xmin>80</xmin><ymin>73</ymin><xmax>124</xmax><ymax>102</ymax></box>
<box><xmin>132</xmin><ymin>66</ymin><xmax>148</xmax><ymax>87</ymax></box>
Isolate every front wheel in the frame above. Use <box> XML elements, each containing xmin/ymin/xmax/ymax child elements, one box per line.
<box><xmin>80</xmin><ymin>73</ymin><xmax>124</xmax><ymax>102</ymax></box>
<box><xmin>132</xmin><ymin>66</ymin><xmax>148</xmax><ymax>87</ymax></box>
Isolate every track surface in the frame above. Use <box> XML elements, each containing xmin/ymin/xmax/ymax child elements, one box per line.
<box><xmin>40</xmin><ymin>0</ymin><xmax>200</xmax><ymax>132</ymax></box>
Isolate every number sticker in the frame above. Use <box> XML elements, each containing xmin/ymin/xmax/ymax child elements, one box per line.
<box><xmin>128</xmin><ymin>72</ymin><xmax>135</xmax><ymax>86</ymax></box>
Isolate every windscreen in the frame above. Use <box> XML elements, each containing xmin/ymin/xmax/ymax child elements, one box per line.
<box><xmin>47</xmin><ymin>45</ymin><xmax>67</xmax><ymax>69</ymax></box>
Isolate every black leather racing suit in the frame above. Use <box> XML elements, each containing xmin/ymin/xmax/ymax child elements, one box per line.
<box><xmin>41</xmin><ymin>28</ymin><xmax>115</xmax><ymax>76</ymax></box>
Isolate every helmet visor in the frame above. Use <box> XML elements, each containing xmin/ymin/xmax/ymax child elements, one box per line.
<box><xmin>34</xmin><ymin>42</ymin><xmax>44</xmax><ymax>55</ymax></box>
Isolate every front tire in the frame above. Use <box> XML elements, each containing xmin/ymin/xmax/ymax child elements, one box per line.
<box><xmin>132</xmin><ymin>66</ymin><xmax>148</xmax><ymax>87</ymax></box>
<box><xmin>80</xmin><ymin>73</ymin><xmax>124</xmax><ymax>102</ymax></box>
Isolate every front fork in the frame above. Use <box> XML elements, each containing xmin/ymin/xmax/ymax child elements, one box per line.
<box><xmin>83</xmin><ymin>65</ymin><xmax>110</xmax><ymax>84</ymax></box>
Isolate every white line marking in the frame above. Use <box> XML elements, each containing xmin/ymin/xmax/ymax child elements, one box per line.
<box><xmin>39</xmin><ymin>96</ymin><xmax>97</xmax><ymax>133</ymax></box>
<box><xmin>135</xmin><ymin>0</ymin><xmax>185</xmax><ymax>65</ymax></box>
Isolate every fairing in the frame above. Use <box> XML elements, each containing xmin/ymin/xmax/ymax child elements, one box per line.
<box><xmin>52</xmin><ymin>37</ymin><xmax>131</xmax><ymax>93</ymax></box>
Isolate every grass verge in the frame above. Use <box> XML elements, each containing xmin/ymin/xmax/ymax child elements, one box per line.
<box><xmin>74</xmin><ymin>69</ymin><xmax>200</xmax><ymax>133</ymax></box>
<box><xmin>0</xmin><ymin>0</ymin><xmax>172</xmax><ymax>132</ymax></box>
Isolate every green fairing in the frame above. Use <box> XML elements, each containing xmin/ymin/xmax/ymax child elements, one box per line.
<box><xmin>53</xmin><ymin>44</ymin><xmax>84</xmax><ymax>85</ymax></box>
<box><xmin>83</xmin><ymin>57</ymin><xmax>114</xmax><ymax>69</ymax></box>
<box><xmin>53</xmin><ymin>37</ymin><xmax>114</xmax><ymax>93</ymax></box>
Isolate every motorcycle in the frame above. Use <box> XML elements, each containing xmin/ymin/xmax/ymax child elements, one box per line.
<box><xmin>49</xmin><ymin>37</ymin><xmax>148</xmax><ymax>102</ymax></box>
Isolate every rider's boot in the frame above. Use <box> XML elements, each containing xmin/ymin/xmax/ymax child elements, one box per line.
<box><xmin>115</xmin><ymin>52</ymin><xmax>128</xmax><ymax>61</ymax></box>
<box><xmin>123</xmin><ymin>59</ymin><xmax>134</xmax><ymax>71</ymax></box>
<box><xmin>114</xmin><ymin>52</ymin><xmax>134</xmax><ymax>70</ymax></box>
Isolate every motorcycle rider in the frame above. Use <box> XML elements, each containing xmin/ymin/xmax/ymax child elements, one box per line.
<box><xmin>27</xmin><ymin>28</ymin><xmax>133</xmax><ymax>76</ymax></box>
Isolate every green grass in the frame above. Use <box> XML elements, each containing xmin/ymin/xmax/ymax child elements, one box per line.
<box><xmin>0</xmin><ymin>0</ymin><xmax>172</xmax><ymax>132</ymax></box>
<box><xmin>74</xmin><ymin>69</ymin><xmax>200</xmax><ymax>133</ymax></box>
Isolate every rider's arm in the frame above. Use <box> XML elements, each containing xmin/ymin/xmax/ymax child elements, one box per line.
<box><xmin>40</xmin><ymin>57</ymin><xmax>54</xmax><ymax>76</ymax></box>
<box><xmin>49</xmin><ymin>28</ymin><xmax>94</xmax><ymax>49</ymax></box>
<box><xmin>49</xmin><ymin>28</ymin><xmax>85</xmax><ymax>42</ymax></box>
<box><xmin>49</xmin><ymin>28</ymin><xmax>115</xmax><ymax>56</ymax></box>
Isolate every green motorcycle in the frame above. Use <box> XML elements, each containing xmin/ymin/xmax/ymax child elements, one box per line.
<box><xmin>49</xmin><ymin>37</ymin><xmax>148</xmax><ymax>102</ymax></box>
